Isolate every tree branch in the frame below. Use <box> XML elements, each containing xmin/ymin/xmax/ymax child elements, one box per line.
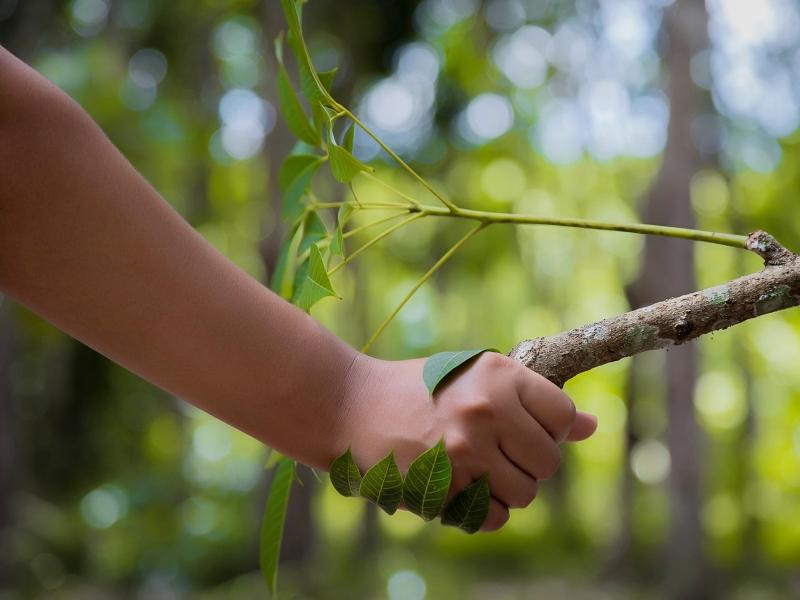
<box><xmin>508</xmin><ymin>231</ymin><xmax>800</xmax><ymax>387</ymax></box>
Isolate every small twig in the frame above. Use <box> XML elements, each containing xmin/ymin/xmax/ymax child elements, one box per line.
<box><xmin>329</xmin><ymin>213</ymin><xmax>423</xmax><ymax>275</ymax></box>
<box><xmin>362</xmin><ymin>222</ymin><xmax>487</xmax><ymax>352</ymax></box>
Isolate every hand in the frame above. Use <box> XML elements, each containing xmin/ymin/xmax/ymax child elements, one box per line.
<box><xmin>336</xmin><ymin>351</ymin><xmax>598</xmax><ymax>531</ymax></box>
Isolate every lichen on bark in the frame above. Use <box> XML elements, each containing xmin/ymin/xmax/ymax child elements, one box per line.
<box><xmin>508</xmin><ymin>231</ymin><xmax>800</xmax><ymax>388</ymax></box>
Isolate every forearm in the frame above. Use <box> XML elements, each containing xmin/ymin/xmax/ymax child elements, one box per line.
<box><xmin>0</xmin><ymin>48</ymin><xmax>356</xmax><ymax>469</ymax></box>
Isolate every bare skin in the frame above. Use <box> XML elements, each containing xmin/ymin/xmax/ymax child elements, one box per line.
<box><xmin>0</xmin><ymin>47</ymin><xmax>597</xmax><ymax>531</ymax></box>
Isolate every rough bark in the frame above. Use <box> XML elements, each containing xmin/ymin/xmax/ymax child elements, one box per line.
<box><xmin>509</xmin><ymin>231</ymin><xmax>798</xmax><ymax>386</ymax></box>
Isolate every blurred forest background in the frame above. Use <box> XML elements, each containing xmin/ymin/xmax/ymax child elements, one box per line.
<box><xmin>2</xmin><ymin>0</ymin><xmax>800</xmax><ymax>598</ymax></box>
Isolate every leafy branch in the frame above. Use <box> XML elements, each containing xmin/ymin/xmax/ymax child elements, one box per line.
<box><xmin>259</xmin><ymin>0</ymin><xmax>794</xmax><ymax>594</ymax></box>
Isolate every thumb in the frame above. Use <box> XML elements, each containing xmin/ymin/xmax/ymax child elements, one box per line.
<box><xmin>565</xmin><ymin>411</ymin><xmax>598</xmax><ymax>442</ymax></box>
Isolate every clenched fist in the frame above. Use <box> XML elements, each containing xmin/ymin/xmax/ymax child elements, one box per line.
<box><xmin>335</xmin><ymin>351</ymin><xmax>598</xmax><ymax>531</ymax></box>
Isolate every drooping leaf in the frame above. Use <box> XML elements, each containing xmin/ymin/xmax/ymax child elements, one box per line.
<box><xmin>402</xmin><ymin>438</ymin><xmax>452</xmax><ymax>521</ymax></box>
<box><xmin>273</xmin><ymin>218</ymin><xmax>306</xmax><ymax>300</ymax></box>
<box><xmin>329</xmin><ymin>141</ymin><xmax>372</xmax><ymax>183</ymax></box>
<box><xmin>329</xmin><ymin>446</ymin><xmax>362</xmax><ymax>497</ymax></box>
<box><xmin>343</xmin><ymin>124</ymin><xmax>355</xmax><ymax>152</ymax></box>
<box><xmin>298</xmin><ymin>211</ymin><xmax>327</xmax><ymax>255</ymax></box>
<box><xmin>360</xmin><ymin>451</ymin><xmax>403</xmax><ymax>514</ymax></box>
<box><xmin>317</xmin><ymin>67</ymin><xmax>337</xmax><ymax>93</ymax></box>
<box><xmin>293</xmin><ymin>244</ymin><xmax>336</xmax><ymax>311</ymax></box>
<box><xmin>441</xmin><ymin>475</ymin><xmax>491</xmax><ymax>534</ymax></box>
<box><xmin>337</xmin><ymin>201</ymin><xmax>354</xmax><ymax>227</ymax></box>
<box><xmin>275</xmin><ymin>35</ymin><xmax>320</xmax><ymax>146</ymax></box>
<box><xmin>330</xmin><ymin>223</ymin><xmax>345</xmax><ymax>257</ymax></box>
<box><xmin>311</xmin><ymin>101</ymin><xmax>330</xmax><ymax>139</ymax></box>
<box><xmin>330</xmin><ymin>202</ymin><xmax>353</xmax><ymax>257</ymax></box>
<box><xmin>270</xmin><ymin>236</ymin><xmax>291</xmax><ymax>296</ymax></box>
<box><xmin>298</xmin><ymin>58</ymin><xmax>326</xmax><ymax>103</ymax></box>
<box><xmin>422</xmin><ymin>348</ymin><xmax>494</xmax><ymax>396</ymax></box>
<box><xmin>282</xmin><ymin>3</ymin><xmax>330</xmax><ymax>104</ymax></box>
<box><xmin>264</xmin><ymin>448</ymin><xmax>285</xmax><ymax>470</ymax></box>
<box><xmin>260</xmin><ymin>457</ymin><xmax>295</xmax><ymax>595</ymax></box>
<box><xmin>278</xmin><ymin>154</ymin><xmax>322</xmax><ymax>221</ymax></box>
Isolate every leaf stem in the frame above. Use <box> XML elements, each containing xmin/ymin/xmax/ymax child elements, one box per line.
<box><xmin>311</xmin><ymin>201</ymin><xmax>412</xmax><ymax>210</ymax></box>
<box><xmin>361</xmin><ymin>222</ymin><xmax>487</xmax><ymax>353</ymax></box>
<box><xmin>329</xmin><ymin>213</ymin><xmax>424</xmax><ymax>275</ymax></box>
<box><xmin>343</xmin><ymin>212</ymin><xmax>412</xmax><ymax>239</ymax></box>
<box><xmin>420</xmin><ymin>205</ymin><xmax>747</xmax><ymax>248</ymax></box>
<box><xmin>359</xmin><ymin>171</ymin><xmax>422</xmax><ymax>209</ymax></box>
<box><xmin>343</xmin><ymin>109</ymin><xmax>459</xmax><ymax>213</ymax></box>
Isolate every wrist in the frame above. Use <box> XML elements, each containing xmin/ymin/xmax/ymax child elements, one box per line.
<box><xmin>328</xmin><ymin>352</ymin><xmax>381</xmax><ymax>466</ymax></box>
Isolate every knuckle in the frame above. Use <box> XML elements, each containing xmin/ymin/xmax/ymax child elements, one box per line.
<box><xmin>445</xmin><ymin>433</ymin><xmax>472</xmax><ymax>462</ymax></box>
<box><xmin>457</xmin><ymin>394</ymin><xmax>496</xmax><ymax>421</ymax></box>
<box><xmin>479</xmin><ymin>351</ymin><xmax>510</xmax><ymax>370</ymax></box>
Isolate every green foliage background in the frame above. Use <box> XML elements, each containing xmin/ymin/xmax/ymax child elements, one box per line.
<box><xmin>1</xmin><ymin>0</ymin><xmax>800</xmax><ymax>598</ymax></box>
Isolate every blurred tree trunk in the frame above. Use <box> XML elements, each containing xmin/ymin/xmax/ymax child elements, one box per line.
<box><xmin>623</xmin><ymin>0</ymin><xmax>710</xmax><ymax>597</ymax></box>
<box><xmin>0</xmin><ymin>302</ymin><xmax>15</xmax><ymax>585</ymax></box>
<box><xmin>606</xmin><ymin>339</ymin><xmax>641</xmax><ymax>579</ymax></box>
<box><xmin>730</xmin><ymin>205</ymin><xmax>760</xmax><ymax>573</ymax></box>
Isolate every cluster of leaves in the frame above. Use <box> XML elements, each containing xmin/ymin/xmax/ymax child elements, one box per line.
<box><xmin>323</xmin><ymin>349</ymin><xmax>494</xmax><ymax>530</ymax></box>
<box><xmin>260</xmin><ymin>1</ymin><xmax>403</xmax><ymax>594</ymax></box>
<box><xmin>260</xmin><ymin>1</ymin><xmax>496</xmax><ymax>594</ymax></box>
<box><xmin>329</xmin><ymin>441</ymin><xmax>490</xmax><ymax>532</ymax></box>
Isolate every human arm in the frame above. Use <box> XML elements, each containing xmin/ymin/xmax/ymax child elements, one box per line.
<box><xmin>0</xmin><ymin>47</ymin><xmax>596</xmax><ymax>530</ymax></box>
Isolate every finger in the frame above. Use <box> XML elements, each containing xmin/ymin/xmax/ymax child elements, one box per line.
<box><xmin>498</xmin><ymin>400</ymin><xmax>561</xmax><ymax>480</ymax></box>
<box><xmin>446</xmin><ymin>464</ymin><xmax>474</xmax><ymax>503</ymax></box>
<box><xmin>566</xmin><ymin>411</ymin><xmax>598</xmax><ymax>442</ymax></box>
<box><xmin>515</xmin><ymin>368</ymin><xmax>576</xmax><ymax>442</ymax></box>
<box><xmin>481</xmin><ymin>497</ymin><xmax>510</xmax><ymax>532</ymax></box>
<box><xmin>487</xmin><ymin>447</ymin><xmax>540</xmax><ymax>509</ymax></box>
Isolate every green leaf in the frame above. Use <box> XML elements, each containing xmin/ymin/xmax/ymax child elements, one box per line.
<box><xmin>260</xmin><ymin>457</ymin><xmax>295</xmax><ymax>595</ymax></box>
<box><xmin>293</xmin><ymin>244</ymin><xmax>336</xmax><ymax>311</ymax></box>
<box><xmin>423</xmin><ymin>349</ymin><xmax>493</xmax><ymax>395</ymax></box>
<box><xmin>343</xmin><ymin>124</ymin><xmax>355</xmax><ymax>152</ymax></box>
<box><xmin>330</xmin><ymin>202</ymin><xmax>353</xmax><ymax>257</ymax></box>
<box><xmin>317</xmin><ymin>67</ymin><xmax>338</xmax><ymax>93</ymax></box>
<box><xmin>282</xmin><ymin>4</ymin><xmax>329</xmax><ymax>104</ymax></box>
<box><xmin>311</xmin><ymin>101</ymin><xmax>331</xmax><ymax>139</ymax></box>
<box><xmin>329</xmin><ymin>446</ymin><xmax>362</xmax><ymax>497</ymax></box>
<box><xmin>270</xmin><ymin>236</ymin><xmax>291</xmax><ymax>296</ymax></box>
<box><xmin>275</xmin><ymin>36</ymin><xmax>320</xmax><ymax>146</ymax></box>
<box><xmin>329</xmin><ymin>141</ymin><xmax>372</xmax><ymax>183</ymax></box>
<box><xmin>441</xmin><ymin>475</ymin><xmax>491</xmax><ymax>534</ymax></box>
<box><xmin>298</xmin><ymin>58</ymin><xmax>326</xmax><ymax>103</ymax></box>
<box><xmin>278</xmin><ymin>154</ymin><xmax>322</xmax><ymax>221</ymax></box>
<box><xmin>264</xmin><ymin>448</ymin><xmax>285</xmax><ymax>470</ymax></box>
<box><xmin>274</xmin><ymin>218</ymin><xmax>306</xmax><ymax>300</ymax></box>
<box><xmin>360</xmin><ymin>451</ymin><xmax>403</xmax><ymax>514</ymax></box>
<box><xmin>298</xmin><ymin>212</ymin><xmax>327</xmax><ymax>255</ymax></box>
<box><xmin>402</xmin><ymin>438</ymin><xmax>452</xmax><ymax>521</ymax></box>
<box><xmin>330</xmin><ymin>223</ymin><xmax>345</xmax><ymax>257</ymax></box>
<box><xmin>338</xmin><ymin>201</ymin><xmax>354</xmax><ymax>227</ymax></box>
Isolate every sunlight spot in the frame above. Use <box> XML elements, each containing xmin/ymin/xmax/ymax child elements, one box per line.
<box><xmin>460</xmin><ymin>93</ymin><xmax>514</xmax><ymax>143</ymax></box>
<box><xmin>493</xmin><ymin>26</ymin><xmax>550</xmax><ymax>89</ymax></box>
<box><xmin>70</xmin><ymin>0</ymin><xmax>109</xmax><ymax>36</ymax></box>
<box><xmin>193</xmin><ymin>421</ymin><xmax>233</xmax><ymax>461</ymax></box>
<box><xmin>128</xmin><ymin>48</ymin><xmax>167</xmax><ymax>88</ymax></box>
<box><xmin>387</xmin><ymin>570</ymin><xmax>426</xmax><ymax>600</ymax></box>
<box><xmin>80</xmin><ymin>485</ymin><xmax>128</xmax><ymax>529</ymax></box>
<box><xmin>631</xmin><ymin>439</ymin><xmax>670</xmax><ymax>484</ymax></box>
